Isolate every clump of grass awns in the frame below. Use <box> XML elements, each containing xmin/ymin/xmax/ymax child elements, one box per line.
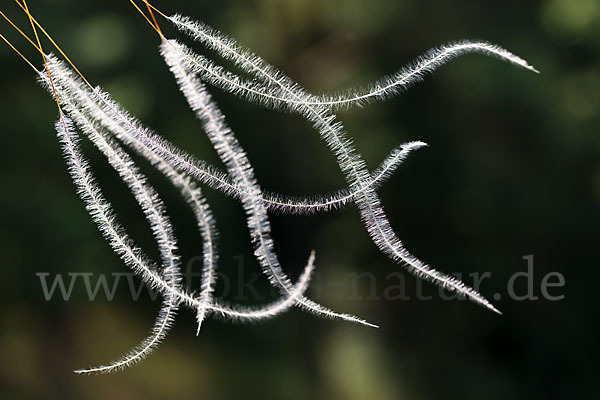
<box><xmin>1</xmin><ymin>0</ymin><xmax>537</xmax><ymax>373</ymax></box>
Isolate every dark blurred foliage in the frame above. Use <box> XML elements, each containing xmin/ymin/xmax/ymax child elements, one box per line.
<box><xmin>0</xmin><ymin>1</ymin><xmax>598</xmax><ymax>399</ymax></box>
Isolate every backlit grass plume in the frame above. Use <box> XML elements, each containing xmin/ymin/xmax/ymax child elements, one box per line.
<box><xmin>0</xmin><ymin>0</ymin><xmax>537</xmax><ymax>374</ymax></box>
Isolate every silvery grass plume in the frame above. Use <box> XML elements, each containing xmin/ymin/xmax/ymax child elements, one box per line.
<box><xmin>9</xmin><ymin>1</ymin><xmax>537</xmax><ymax>374</ymax></box>
<box><xmin>40</xmin><ymin>50</ymin><xmax>382</xmax><ymax>372</ymax></box>
<box><xmin>40</xmin><ymin>62</ymin><xmax>339</xmax><ymax>374</ymax></box>
<box><xmin>161</xmin><ymin>12</ymin><xmax>537</xmax><ymax>314</ymax></box>
<box><xmin>43</xmin><ymin>56</ymin><xmax>375</xmax><ymax>328</ymax></box>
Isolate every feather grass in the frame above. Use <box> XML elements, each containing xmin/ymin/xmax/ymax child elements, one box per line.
<box><xmin>0</xmin><ymin>2</ymin><xmax>542</xmax><ymax>372</ymax></box>
<box><xmin>163</xmin><ymin>14</ymin><xmax>527</xmax><ymax>313</ymax></box>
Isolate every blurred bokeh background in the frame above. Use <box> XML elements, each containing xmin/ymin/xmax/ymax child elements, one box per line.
<box><xmin>0</xmin><ymin>0</ymin><xmax>598</xmax><ymax>399</ymax></box>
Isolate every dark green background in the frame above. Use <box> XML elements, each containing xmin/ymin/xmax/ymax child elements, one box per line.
<box><xmin>0</xmin><ymin>0</ymin><xmax>597</xmax><ymax>399</ymax></box>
